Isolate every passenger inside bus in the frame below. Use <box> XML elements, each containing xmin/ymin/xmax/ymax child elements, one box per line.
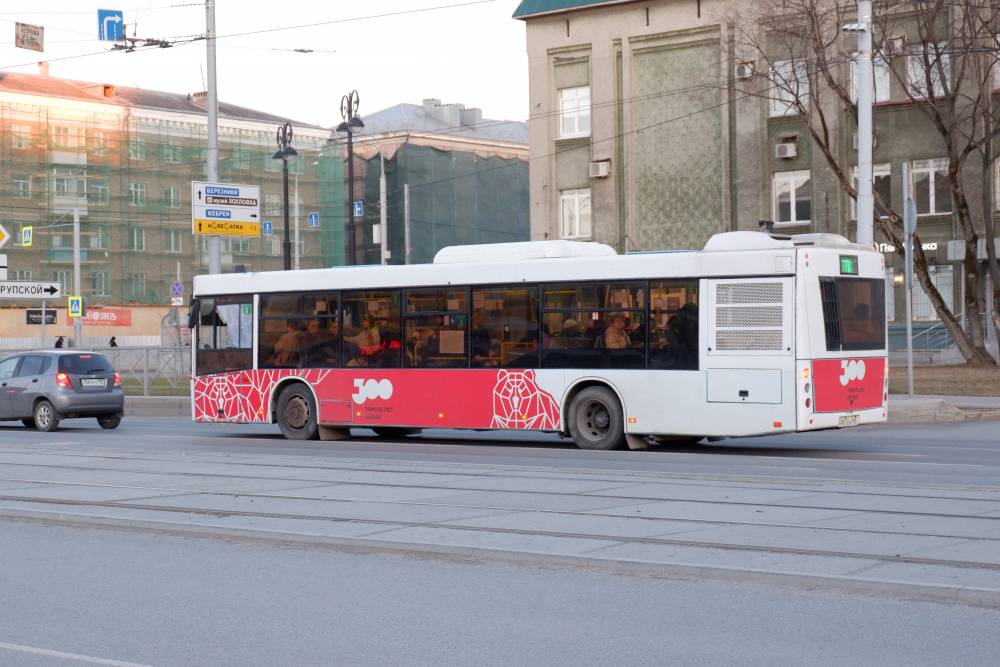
<box><xmin>267</xmin><ymin>320</ymin><xmax>301</xmax><ymax>367</ymax></box>
<box><xmin>299</xmin><ymin>318</ymin><xmax>338</xmax><ymax>367</ymax></box>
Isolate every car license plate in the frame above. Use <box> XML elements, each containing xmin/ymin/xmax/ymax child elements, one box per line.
<box><xmin>838</xmin><ymin>415</ymin><xmax>859</xmax><ymax>427</ymax></box>
<box><xmin>81</xmin><ymin>378</ymin><xmax>106</xmax><ymax>388</ymax></box>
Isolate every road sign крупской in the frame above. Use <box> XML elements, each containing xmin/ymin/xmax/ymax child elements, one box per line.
<box><xmin>0</xmin><ymin>281</ymin><xmax>61</xmax><ymax>299</ymax></box>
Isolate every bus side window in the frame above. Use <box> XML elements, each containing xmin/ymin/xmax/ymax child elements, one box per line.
<box><xmin>470</xmin><ymin>286</ymin><xmax>539</xmax><ymax>369</ymax></box>
<box><xmin>197</xmin><ymin>296</ymin><xmax>253</xmax><ymax>375</ymax></box>
<box><xmin>343</xmin><ymin>290</ymin><xmax>401</xmax><ymax>368</ymax></box>
<box><xmin>404</xmin><ymin>288</ymin><xmax>468</xmax><ymax>368</ymax></box>
<box><xmin>259</xmin><ymin>292</ymin><xmax>340</xmax><ymax>369</ymax></box>
<box><xmin>648</xmin><ymin>280</ymin><xmax>699</xmax><ymax>370</ymax></box>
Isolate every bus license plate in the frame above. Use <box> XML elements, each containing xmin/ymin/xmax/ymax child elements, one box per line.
<box><xmin>838</xmin><ymin>415</ymin><xmax>859</xmax><ymax>427</ymax></box>
<box><xmin>81</xmin><ymin>378</ymin><xmax>106</xmax><ymax>388</ymax></box>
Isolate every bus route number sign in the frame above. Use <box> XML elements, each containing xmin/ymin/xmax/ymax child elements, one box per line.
<box><xmin>839</xmin><ymin>255</ymin><xmax>858</xmax><ymax>276</ymax></box>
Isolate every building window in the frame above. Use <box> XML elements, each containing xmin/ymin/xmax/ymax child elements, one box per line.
<box><xmin>125</xmin><ymin>273</ymin><xmax>146</xmax><ymax>301</ymax></box>
<box><xmin>11</xmin><ymin>124</ymin><xmax>31</xmax><ymax>150</ymax></box>
<box><xmin>850</xmin><ymin>54</ymin><xmax>890</xmax><ymax>103</ymax></box>
<box><xmin>558</xmin><ymin>86</ymin><xmax>591</xmax><ymax>138</ymax></box>
<box><xmin>125</xmin><ymin>226</ymin><xmax>145</xmax><ymax>251</ymax></box>
<box><xmin>913</xmin><ymin>265</ymin><xmax>953</xmax><ymax>321</ymax></box>
<box><xmin>907</xmin><ymin>43</ymin><xmax>950</xmax><ymax>98</ymax></box>
<box><xmin>560</xmin><ymin>188</ymin><xmax>592</xmax><ymax>239</ymax></box>
<box><xmin>88</xmin><ymin>130</ymin><xmax>106</xmax><ymax>154</ymax></box>
<box><xmin>88</xmin><ymin>179</ymin><xmax>110</xmax><ymax>204</ymax></box>
<box><xmin>851</xmin><ymin>164</ymin><xmax>892</xmax><ymax>219</ymax></box>
<box><xmin>54</xmin><ymin>271</ymin><xmax>70</xmax><ymax>293</ymax></box>
<box><xmin>51</xmin><ymin>233</ymin><xmax>71</xmax><ymax>249</ymax></box>
<box><xmin>89</xmin><ymin>225</ymin><xmax>109</xmax><ymax>250</ymax></box>
<box><xmin>911</xmin><ymin>158</ymin><xmax>952</xmax><ymax>216</ymax></box>
<box><xmin>12</xmin><ymin>174</ymin><xmax>31</xmax><ymax>198</ymax></box>
<box><xmin>232</xmin><ymin>238</ymin><xmax>250</xmax><ymax>254</ymax></box>
<box><xmin>769</xmin><ymin>60</ymin><xmax>809</xmax><ymax>117</ymax></box>
<box><xmin>128</xmin><ymin>137</ymin><xmax>145</xmax><ymax>160</ymax></box>
<box><xmin>51</xmin><ymin>125</ymin><xmax>80</xmax><ymax>148</ymax></box>
<box><xmin>164</xmin><ymin>185</ymin><xmax>182</xmax><ymax>208</ymax></box>
<box><xmin>11</xmin><ymin>269</ymin><xmax>31</xmax><ymax>281</ymax></box>
<box><xmin>128</xmin><ymin>182</ymin><xmax>146</xmax><ymax>207</ymax></box>
<box><xmin>90</xmin><ymin>271</ymin><xmax>110</xmax><ymax>297</ymax></box>
<box><xmin>772</xmin><ymin>170</ymin><xmax>811</xmax><ymax>226</ymax></box>
<box><xmin>233</xmin><ymin>148</ymin><xmax>251</xmax><ymax>171</ymax></box>
<box><xmin>53</xmin><ymin>167</ymin><xmax>85</xmax><ymax>197</ymax></box>
<box><xmin>264</xmin><ymin>193</ymin><xmax>281</xmax><ymax>216</ymax></box>
<box><xmin>164</xmin><ymin>229</ymin><xmax>182</xmax><ymax>253</ymax></box>
<box><xmin>163</xmin><ymin>142</ymin><xmax>181</xmax><ymax>163</ymax></box>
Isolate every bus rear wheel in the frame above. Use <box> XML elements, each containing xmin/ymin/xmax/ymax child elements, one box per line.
<box><xmin>276</xmin><ymin>383</ymin><xmax>319</xmax><ymax>440</ymax></box>
<box><xmin>567</xmin><ymin>386</ymin><xmax>626</xmax><ymax>450</ymax></box>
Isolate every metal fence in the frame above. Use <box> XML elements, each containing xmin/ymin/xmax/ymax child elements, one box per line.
<box><xmin>0</xmin><ymin>346</ymin><xmax>191</xmax><ymax>396</ymax></box>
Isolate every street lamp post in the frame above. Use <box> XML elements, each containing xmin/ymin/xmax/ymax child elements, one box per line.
<box><xmin>336</xmin><ymin>90</ymin><xmax>364</xmax><ymax>265</ymax></box>
<box><xmin>272</xmin><ymin>122</ymin><xmax>297</xmax><ymax>271</ymax></box>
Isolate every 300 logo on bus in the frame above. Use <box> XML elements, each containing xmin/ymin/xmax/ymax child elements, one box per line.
<box><xmin>352</xmin><ymin>378</ymin><xmax>393</xmax><ymax>405</ymax></box>
<box><xmin>839</xmin><ymin>360</ymin><xmax>866</xmax><ymax>386</ymax></box>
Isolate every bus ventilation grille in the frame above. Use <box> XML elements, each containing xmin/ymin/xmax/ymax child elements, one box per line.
<box><xmin>712</xmin><ymin>281</ymin><xmax>785</xmax><ymax>352</ymax></box>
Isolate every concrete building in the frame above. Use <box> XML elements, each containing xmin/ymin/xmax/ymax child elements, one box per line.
<box><xmin>342</xmin><ymin>98</ymin><xmax>529</xmax><ymax>265</ymax></box>
<box><xmin>0</xmin><ymin>68</ymin><xmax>341</xmax><ymax>343</ymax></box>
<box><xmin>513</xmin><ymin>0</ymin><xmax>998</xmax><ymax>353</ymax></box>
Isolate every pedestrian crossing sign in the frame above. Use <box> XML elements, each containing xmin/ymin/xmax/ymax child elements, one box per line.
<box><xmin>68</xmin><ymin>296</ymin><xmax>83</xmax><ymax>318</ymax></box>
<box><xmin>21</xmin><ymin>226</ymin><xmax>32</xmax><ymax>247</ymax></box>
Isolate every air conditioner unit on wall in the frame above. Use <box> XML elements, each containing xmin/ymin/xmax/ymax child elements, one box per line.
<box><xmin>735</xmin><ymin>62</ymin><xmax>755</xmax><ymax>80</ymax></box>
<box><xmin>589</xmin><ymin>160</ymin><xmax>611</xmax><ymax>178</ymax></box>
<box><xmin>774</xmin><ymin>142</ymin><xmax>798</xmax><ymax>159</ymax></box>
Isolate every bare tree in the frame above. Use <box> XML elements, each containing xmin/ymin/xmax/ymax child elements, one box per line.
<box><xmin>731</xmin><ymin>0</ymin><xmax>999</xmax><ymax>365</ymax></box>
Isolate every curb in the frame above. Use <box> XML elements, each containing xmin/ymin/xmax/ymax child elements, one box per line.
<box><xmin>125</xmin><ymin>396</ymin><xmax>188</xmax><ymax>417</ymax></box>
<box><xmin>887</xmin><ymin>397</ymin><xmax>1000</xmax><ymax>424</ymax></box>
<box><xmin>1</xmin><ymin>506</ymin><xmax>997</xmax><ymax>610</ymax></box>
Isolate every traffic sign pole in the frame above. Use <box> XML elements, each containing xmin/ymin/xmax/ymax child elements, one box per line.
<box><xmin>73</xmin><ymin>209</ymin><xmax>82</xmax><ymax>347</ymax></box>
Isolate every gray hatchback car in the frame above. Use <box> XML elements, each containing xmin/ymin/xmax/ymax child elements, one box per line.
<box><xmin>0</xmin><ymin>351</ymin><xmax>124</xmax><ymax>432</ymax></box>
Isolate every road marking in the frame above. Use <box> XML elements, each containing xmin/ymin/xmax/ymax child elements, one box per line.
<box><xmin>0</xmin><ymin>641</ymin><xmax>153</xmax><ymax>666</ymax></box>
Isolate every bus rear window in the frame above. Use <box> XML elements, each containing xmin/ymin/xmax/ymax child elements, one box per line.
<box><xmin>819</xmin><ymin>278</ymin><xmax>885</xmax><ymax>351</ymax></box>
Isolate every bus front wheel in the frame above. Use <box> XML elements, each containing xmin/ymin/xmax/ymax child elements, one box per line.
<box><xmin>567</xmin><ymin>386</ymin><xmax>626</xmax><ymax>451</ymax></box>
<box><xmin>276</xmin><ymin>384</ymin><xmax>319</xmax><ymax>440</ymax></box>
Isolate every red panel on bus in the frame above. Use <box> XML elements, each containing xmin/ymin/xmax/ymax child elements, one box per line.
<box><xmin>812</xmin><ymin>358</ymin><xmax>885</xmax><ymax>413</ymax></box>
<box><xmin>193</xmin><ymin>368</ymin><xmax>562</xmax><ymax>431</ymax></box>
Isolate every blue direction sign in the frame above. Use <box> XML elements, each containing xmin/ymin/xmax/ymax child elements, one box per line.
<box><xmin>353</xmin><ymin>200</ymin><xmax>364</xmax><ymax>218</ymax></box>
<box><xmin>262</xmin><ymin>221</ymin><xmax>273</xmax><ymax>236</ymax></box>
<box><xmin>97</xmin><ymin>9</ymin><xmax>124</xmax><ymax>42</ymax></box>
<box><xmin>307</xmin><ymin>212</ymin><xmax>319</xmax><ymax>228</ymax></box>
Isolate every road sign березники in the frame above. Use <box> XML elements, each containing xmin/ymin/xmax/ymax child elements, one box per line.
<box><xmin>97</xmin><ymin>9</ymin><xmax>124</xmax><ymax>41</ymax></box>
<box><xmin>68</xmin><ymin>296</ymin><xmax>83</xmax><ymax>318</ymax></box>
<box><xmin>0</xmin><ymin>281</ymin><xmax>61</xmax><ymax>299</ymax></box>
<box><xmin>191</xmin><ymin>181</ymin><xmax>261</xmax><ymax>237</ymax></box>
<box><xmin>308</xmin><ymin>212</ymin><xmax>320</xmax><ymax>228</ymax></box>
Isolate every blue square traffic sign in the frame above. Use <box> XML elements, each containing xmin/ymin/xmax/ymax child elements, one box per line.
<box><xmin>353</xmin><ymin>200</ymin><xmax>364</xmax><ymax>218</ymax></box>
<box><xmin>68</xmin><ymin>296</ymin><xmax>83</xmax><ymax>318</ymax></box>
<box><xmin>98</xmin><ymin>9</ymin><xmax>124</xmax><ymax>41</ymax></box>
<box><xmin>262</xmin><ymin>221</ymin><xmax>273</xmax><ymax>236</ymax></box>
<box><xmin>308</xmin><ymin>212</ymin><xmax>319</xmax><ymax>228</ymax></box>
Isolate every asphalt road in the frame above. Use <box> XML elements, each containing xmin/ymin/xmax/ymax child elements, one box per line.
<box><xmin>1</xmin><ymin>519</ymin><xmax>998</xmax><ymax>667</ymax></box>
<box><xmin>1</xmin><ymin>415</ymin><xmax>998</xmax><ymax>486</ymax></box>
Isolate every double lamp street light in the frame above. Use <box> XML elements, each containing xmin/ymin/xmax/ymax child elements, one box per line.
<box><xmin>336</xmin><ymin>90</ymin><xmax>364</xmax><ymax>266</ymax></box>
<box><xmin>272</xmin><ymin>122</ymin><xmax>298</xmax><ymax>271</ymax></box>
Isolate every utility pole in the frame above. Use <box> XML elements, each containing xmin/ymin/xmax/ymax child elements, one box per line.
<box><xmin>294</xmin><ymin>171</ymin><xmax>301</xmax><ymax>270</ymax></box>
<box><xmin>403</xmin><ymin>183</ymin><xmax>411</xmax><ymax>265</ymax></box>
<box><xmin>379</xmin><ymin>152</ymin><xmax>388</xmax><ymax>265</ymax></box>
<box><xmin>205</xmin><ymin>0</ymin><xmax>221</xmax><ymax>274</ymax></box>
<box><xmin>902</xmin><ymin>161</ymin><xmax>916</xmax><ymax>398</ymax></box>
<box><xmin>73</xmin><ymin>208</ymin><xmax>82</xmax><ymax>347</ymax></box>
<box><xmin>852</xmin><ymin>0</ymin><xmax>875</xmax><ymax>246</ymax></box>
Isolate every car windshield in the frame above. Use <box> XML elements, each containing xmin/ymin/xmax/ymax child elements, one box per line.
<box><xmin>58</xmin><ymin>354</ymin><xmax>115</xmax><ymax>375</ymax></box>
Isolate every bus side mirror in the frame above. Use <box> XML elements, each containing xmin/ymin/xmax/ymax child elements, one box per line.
<box><xmin>187</xmin><ymin>299</ymin><xmax>201</xmax><ymax>329</ymax></box>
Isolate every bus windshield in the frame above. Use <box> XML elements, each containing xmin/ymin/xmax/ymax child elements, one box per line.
<box><xmin>819</xmin><ymin>277</ymin><xmax>885</xmax><ymax>351</ymax></box>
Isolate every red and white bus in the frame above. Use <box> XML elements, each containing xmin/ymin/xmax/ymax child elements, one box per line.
<box><xmin>189</xmin><ymin>231</ymin><xmax>888</xmax><ymax>449</ymax></box>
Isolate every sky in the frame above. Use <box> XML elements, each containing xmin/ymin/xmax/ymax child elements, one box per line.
<box><xmin>0</xmin><ymin>0</ymin><xmax>529</xmax><ymax>128</ymax></box>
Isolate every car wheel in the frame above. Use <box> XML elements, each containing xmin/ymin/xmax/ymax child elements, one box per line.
<box><xmin>276</xmin><ymin>383</ymin><xmax>319</xmax><ymax>440</ymax></box>
<box><xmin>21</xmin><ymin>418</ymin><xmax>36</xmax><ymax>429</ymax></box>
<box><xmin>372</xmin><ymin>427</ymin><xmax>421</xmax><ymax>438</ymax></box>
<box><xmin>33</xmin><ymin>400</ymin><xmax>60</xmax><ymax>433</ymax></box>
<box><xmin>97</xmin><ymin>415</ymin><xmax>121</xmax><ymax>430</ymax></box>
<box><xmin>567</xmin><ymin>386</ymin><xmax>626</xmax><ymax>451</ymax></box>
